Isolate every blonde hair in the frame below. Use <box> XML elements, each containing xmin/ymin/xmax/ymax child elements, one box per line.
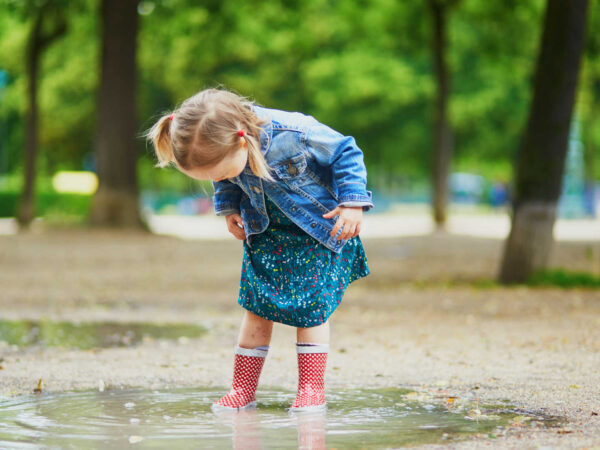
<box><xmin>143</xmin><ymin>86</ymin><xmax>274</xmax><ymax>181</ymax></box>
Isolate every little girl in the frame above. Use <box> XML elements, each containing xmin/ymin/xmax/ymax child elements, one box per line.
<box><xmin>145</xmin><ymin>87</ymin><xmax>373</xmax><ymax>412</ymax></box>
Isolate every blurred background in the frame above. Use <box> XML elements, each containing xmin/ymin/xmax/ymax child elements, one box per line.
<box><xmin>0</xmin><ymin>0</ymin><xmax>598</xmax><ymax>285</ymax></box>
<box><xmin>0</xmin><ymin>4</ymin><xmax>600</xmax><ymax>440</ymax></box>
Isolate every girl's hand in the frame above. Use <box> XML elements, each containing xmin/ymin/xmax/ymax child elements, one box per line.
<box><xmin>225</xmin><ymin>213</ymin><xmax>246</xmax><ymax>240</ymax></box>
<box><xmin>322</xmin><ymin>206</ymin><xmax>363</xmax><ymax>240</ymax></box>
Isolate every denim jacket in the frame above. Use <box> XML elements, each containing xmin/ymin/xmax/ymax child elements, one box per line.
<box><xmin>212</xmin><ymin>104</ymin><xmax>374</xmax><ymax>253</ymax></box>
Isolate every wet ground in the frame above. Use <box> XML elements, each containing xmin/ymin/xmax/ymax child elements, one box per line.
<box><xmin>0</xmin><ymin>387</ymin><xmax>566</xmax><ymax>448</ymax></box>
<box><xmin>0</xmin><ymin>228</ymin><xmax>599</xmax><ymax>448</ymax></box>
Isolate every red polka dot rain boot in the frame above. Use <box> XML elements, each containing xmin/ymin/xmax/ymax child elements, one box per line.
<box><xmin>290</xmin><ymin>343</ymin><xmax>329</xmax><ymax>412</ymax></box>
<box><xmin>212</xmin><ymin>345</ymin><xmax>268</xmax><ymax>412</ymax></box>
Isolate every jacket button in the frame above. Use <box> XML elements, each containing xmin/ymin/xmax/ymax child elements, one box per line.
<box><xmin>310</xmin><ymin>223</ymin><xmax>316</xmax><ymax>228</ymax></box>
<box><xmin>336</xmin><ymin>239</ymin><xmax>341</xmax><ymax>244</ymax></box>
<box><xmin>287</xmin><ymin>164</ymin><xmax>297</xmax><ymax>175</ymax></box>
<box><xmin>252</xmin><ymin>186</ymin><xmax>261</xmax><ymax>194</ymax></box>
<box><xmin>291</xmin><ymin>206</ymin><xmax>297</xmax><ymax>212</ymax></box>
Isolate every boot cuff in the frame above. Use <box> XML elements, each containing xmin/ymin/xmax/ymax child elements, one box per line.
<box><xmin>234</xmin><ymin>345</ymin><xmax>269</xmax><ymax>357</ymax></box>
<box><xmin>296</xmin><ymin>343</ymin><xmax>330</xmax><ymax>354</ymax></box>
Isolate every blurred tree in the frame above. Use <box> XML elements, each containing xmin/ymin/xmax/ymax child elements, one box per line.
<box><xmin>89</xmin><ymin>0</ymin><xmax>146</xmax><ymax>228</ymax></box>
<box><xmin>15</xmin><ymin>0</ymin><xmax>67</xmax><ymax>227</ymax></box>
<box><xmin>1</xmin><ymin>0</ymin><xmax>596</xmax><ymax>213</ymax></box>
<box><xmin>498</xmin><ymin>0</ymin><xmax>590</xmax><ymax>284</ymax></box>
<box><xmin>428</xmin><ymin>0</ymin><xmax>460</xmax><ymax>227</ymax></box>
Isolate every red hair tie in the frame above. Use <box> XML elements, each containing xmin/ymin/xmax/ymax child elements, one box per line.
<box><xmin>168</xmin><ymin>114</ymin><xmax>174</xmax><ymax>121</ymax></box>
<box><xmin>237</xmin><ymin>129</ymin><xmax>245</xmax><ymax>137</ymax></box>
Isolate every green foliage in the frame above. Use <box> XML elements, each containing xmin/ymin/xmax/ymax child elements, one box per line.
<box><xmin>580</xmin><ymin>1</ymin><xmax>600</xmax><ymax>180</ymax></box>
<box><xmin>0</xmin><ymin>189</ymin><xmax>92</xmax><ymax>218</ymax></box>
<box><xmin>0</xmin><ymin>0</ymin><xmax>598</xmax><ymax>191</ymax></box>
<box><xmin>0</xmin><ymin>169</ymin><xmax>92</xmax><ymax>218</ymax></box>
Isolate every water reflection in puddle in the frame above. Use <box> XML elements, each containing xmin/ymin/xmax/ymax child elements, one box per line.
<box><xmin>0</xmin><ymin>320</ymin><xmax>207</xmax><ymax>350</ymax></box>
<box><xmin>0</xmin><ymin>387</ymin><xmax>565</xmax><ymax>449</ymax></box>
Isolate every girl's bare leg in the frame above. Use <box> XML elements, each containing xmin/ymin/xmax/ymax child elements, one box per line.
<box><xmin>237</xmin><ymin>310</ymin><xmax>274</xmax><ymax>348</ymax></box>
<box><xmin>296</xmin><ymin>320</ymin><xmax>330</xmax><ymax>344</ymax></box>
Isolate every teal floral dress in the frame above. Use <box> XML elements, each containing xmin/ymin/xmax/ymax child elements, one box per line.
<box><xmin>237</xmin><ymin>195</ymin><xmax>370</xmax><ymax>327</ymax></box>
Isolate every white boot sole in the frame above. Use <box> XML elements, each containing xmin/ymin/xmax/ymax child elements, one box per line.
<box><xmin>288</xmin><ymin>403</ymin><xmax>327</xmax><ymax>413</ymax></box>
<box><xmin>211</xmin><ymin>400</ymin><xmax>257</xmax><ymax>412</ymax></box>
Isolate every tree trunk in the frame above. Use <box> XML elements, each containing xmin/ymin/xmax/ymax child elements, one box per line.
<box><xmin>89</xmin><ymin>0</ymin><xmax>146</xmax><ymax>229</ymax></box>
<box><xmin>429</xmin><ymin>0</ymin><xmax>454</xmax><ymax>228</ymax></box>
<box><xmin>17</xmin><ymin>3</ymin><xmax>66</xmax><ymax>227</ymax></box>
<box><xmin>498</xmin><ymin>0</ymin><xmax>589</xmax><ymax>284</ymax></box>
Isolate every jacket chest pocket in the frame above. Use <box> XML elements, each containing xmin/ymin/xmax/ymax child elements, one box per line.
<box><xmin>273</xmin><ymin>154</ymin><xmax>310</xmax><ymax>185</ymax></box>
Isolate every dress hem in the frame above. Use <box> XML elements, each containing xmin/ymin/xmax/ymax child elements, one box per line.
<box><xmin>237</xmin><ymin>266</ymin><xmax>370</xmax><ymax>327</ymax></box>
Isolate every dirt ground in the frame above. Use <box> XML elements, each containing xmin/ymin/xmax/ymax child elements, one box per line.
<box><xmin>0</xmin><ymin>227</ymin><xmax>599</xmax><ymax>449</ymax></box>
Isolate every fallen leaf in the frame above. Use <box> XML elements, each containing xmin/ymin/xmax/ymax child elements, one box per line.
<box><xmin>33</xmin><ymin>378</ymin><xmax>43</xmax><ymax>393</ymax></box>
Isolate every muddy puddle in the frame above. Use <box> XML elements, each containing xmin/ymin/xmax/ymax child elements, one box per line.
<box><xmin>0</xmin><ymin>319</ymin><xmax>207</xmax><ymax>350</ymax></box>
<box><xmin>0</xmin><ymin>386</ymin><xmax>565</xmax><ymax>449</ymax></box>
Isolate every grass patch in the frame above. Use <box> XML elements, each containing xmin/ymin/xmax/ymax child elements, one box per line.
<box><xmin>526</xmin><ymin>268</ymin><xmax>600</xmax><ymax>288</ymax></box>
<box><xmin>363</xmin><ymin>271</ymin><xmax>600</xmax><ymax>291</ymax></box>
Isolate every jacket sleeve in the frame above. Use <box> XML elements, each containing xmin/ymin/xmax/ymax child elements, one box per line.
<box><xmin>212</xmin><ymin>179</ymin><xmax>243</xmax><ymax>216</ymax></box>
<box><xmin>304</xmin><ymin>122</ymin><xmax>374</xmax><ymax>211</ymax></box>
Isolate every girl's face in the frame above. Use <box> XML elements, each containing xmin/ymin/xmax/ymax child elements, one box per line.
<box><xmin>179</xmin><ymin>144</ymin><xmax>248</xmax><ymax>182</ymax></box>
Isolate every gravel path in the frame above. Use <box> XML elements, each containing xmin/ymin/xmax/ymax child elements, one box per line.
<box><xmin>0</xmin><ymin>229</ymin><xmax>599</xmax><ymax>448</ymax></box>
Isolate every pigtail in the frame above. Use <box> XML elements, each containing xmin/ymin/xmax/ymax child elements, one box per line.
<box><xmin>144</xmin><ymin>113</ymin><xmax>177</xmax><ymax>169</ymax></box>
<box><xmin>243</xmin><ymin>122</ymin><xmax>275</xmax><ymax>182</ymax></box>
<box><xmin>234</xmin><ymin>96</ymin><xmax>275</xmax><ymax>182</ymax></box>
